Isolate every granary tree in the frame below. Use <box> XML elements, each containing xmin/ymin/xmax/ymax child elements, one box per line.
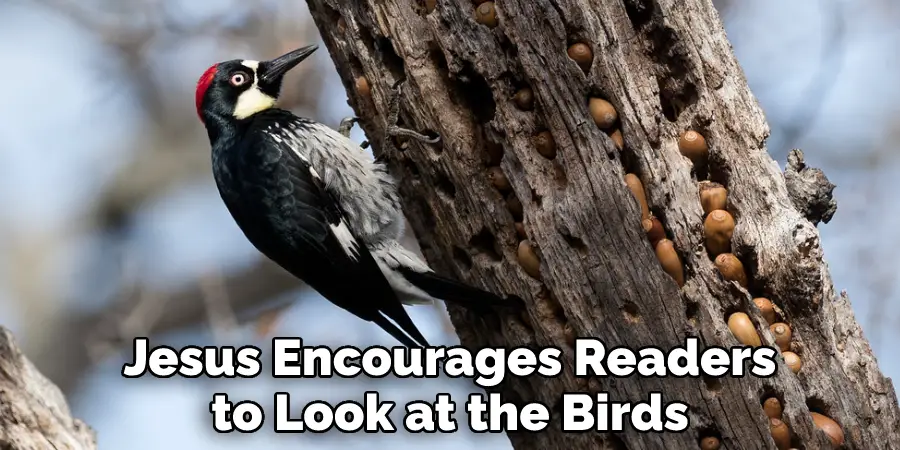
<box><xmin>303</xmin><ymin>0</ymin><xmax>900</xmax><ymax>449</ymax></box>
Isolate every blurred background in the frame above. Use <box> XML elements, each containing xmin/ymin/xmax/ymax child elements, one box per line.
<box><xmin>0</xmin><ymin>0</ymin><xmax>897</xmax><ymax>448</ymax></box>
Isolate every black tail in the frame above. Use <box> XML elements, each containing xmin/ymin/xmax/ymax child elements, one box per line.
<box><xmin>397</xmin><ymin>268</ymin><xmax>524</xmax><ymax>311</ymax></box>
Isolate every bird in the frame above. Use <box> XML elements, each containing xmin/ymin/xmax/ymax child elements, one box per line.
<box><xmin>194</xmin><ymin>44</ymin><xmax>522</xmax><ymax>348</ymax></box>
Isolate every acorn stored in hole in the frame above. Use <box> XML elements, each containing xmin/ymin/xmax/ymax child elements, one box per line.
<box><xmin>609</xmin><ymin>129</ymin><xmax>624</xmax><ymax>149</ymax></box>
<box><xmin>513</xmin><ymin>88</ymin><xmax>534</xmax><ymax>111</ymax></box>
<box><xmin>514</xmin><ymin>222</ymin><xmax>527</xmax><ymax>239</ymax></box>
<box><xmin>642</xmin><ymin>217</ymin><xmax>665</xmax><ymax>247</ymax></box>
<box><xmin>655</xmin><ymin>239</ymin><xmax>684</xmax><ymax>287</ymax></box>
<box><xmin>754</xmin><ymin>297</ymin><xmax>777</xmax><ymax>324</ymax></box>
<box><xmin>425</xmin><ymin>0</ymin><xmax>436</xmax><ymax>13</ymax></box>
<box><xmin>679</xmin><ymin>130</ymin><xmax>708</xmax><ymax>162</ymax></box>
<box><xmin>770</xmin><ymin>323</ymin><xmax>792</xmax><ymax>352</ymax></box>
<box><xmin>517</xmin><ymin>240</ymin><xmax>541</xmax><ymax>279</ymax></box>
<box><xmin>355</xmin><ymin>76</ymin><xmax>371</xmax><ymax>98</ymax></box>
<box><xmin>727</xmin><ymin>312</ymin><xmax>761</xmax><ymax>347</ymax></box>
<box><xmin>488</xmin><ymin>167</ymin><xmax>511</xmax><ymax>192</ymax></box>
<box><xmin>534</xmin><ymin>131</ymin><xmax>556</xmax><ymax>159</ymax></box>
<box><xmin>589</xmin><ymin>97</ymin><xmax>617</xmax><ymax>129</ymax></box>
<box><xmin>704</xmin><ymin>209</ymin><xmax>735</xmax><ymax>256</ymax></box>
<box><xmin>567</xmin><ymin>42</ymin><xmax>593</xmax><ymax>71</ymax></box>
<box><xmin>699</xmin><ymin>182</ymin><xmax>727</xmax><ymax>215</ymax></box>
<box><xmin>783</xmin><ymin>351</ymin><xmax>802</xmax><ymax>374</ymax></box>
<box><xmin>699</xmin><ymin>436</ymin><xmax>720</xmax><ymax>450</ymax></box>
<box><xmin>507</xmin><ymin>194</ymin><xmax>523</xmax><ymax>220</ymax></box>
<box><xmin>624</xmin><ymin>173</ymin><xmax>651</xmax><ymax>221</ymax></box>
<box><xmin>810</xmin><ymin>412</ymin><xmax>844</xmax><ymax>449</ymax></box>
<box><xmin>769</xmin><ymin>418</ymin><xmax>791</xmax><ymax>450</ymax></box>
<box><xmin>715</xmin><ymin>253</ymin><xmax>748</xmax><ymax>288</ymax></box>
<box><xmin>474</xmin><ymin>2</ymin><xmax>498</xmax><ymax>28</ymax></box>
<box><xmin>763</xmin><ymin>397</ymin><xmax>783</xmax><ymax>420</ymax></box>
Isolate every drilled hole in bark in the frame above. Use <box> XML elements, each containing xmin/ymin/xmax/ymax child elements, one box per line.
<box><xmin>455</xmin><ymin>63</ymin><xmax>496</xmax><ymax>123</ymax></box>
<box><xmin>607</xmin><ymin>433</ymin><xmax>628</xmax><ymax>450</ymax></box>
<box><xmin>530</xmin><ymin>188</ymin><xmax>542</xmax><ymax>207</ymax></box>
<box><xmin>413</xmin><ymin>197</ymin><xmax>436</xmax><ymax>231</ymax></box>
<box><xmin>469</xmin><ymin>227</ymin><xmax>503</xmax><ymax>261</ymax></box>
<box><xmin>413</xmin><ymin>0</ymin><xmax>436</xmax><ymax>15</ymax></box>
<box><xmin>621</xmin><ymin>302</ymin><xmax>641</xmax><ymax>323</ymax></box>
<box><xmin>483</xmin><ymin>138</ymin><xmax>504</xmax><ymax>166</ymax></box>
<box><xmin>624</xmin><ymin>0</ymin><xmax>655</xmax><ymax>29</ymax></box>
<box><xmin>560</xmin><ymin>231</ymin><xmax>587</xmax><ymax>254</ymax></box>
<box><xmin>703</xmin><ymin>375</ymin><xmax>723</xmax><ymax>393</ymax></box>
<box><xmin>434</xmin><ymin>170</ymin><xmax>457</xmax><ymax>199</ymax></box>
<box><xmin>453</xmin><ymin>246</ymin><xmax>473</xmax><ymax>270</ymax></box>
<box><xmin>375</xmin><ymin>37</ymin><xmax>406</xmax><ymax>80</ymax></box>
<box><xmin>735</xmin><ymin>244</ymin><xmax>759</xmax><ymax>293</ymax></box>
<box><xmin>685</xmin><ymin>301</ymin><xmax>700</xmax><ymax>325</ymax></box>
<box><xmin>506</xmin><ymin>192</ymin><xmax>523</xmax><ymax>221</ymax></box>
<box><xmin>806</xmin><ymin>397</ymin><xmax>831</xmax><ymax>416</ymax></box>
<box><xmin>322</xmin><ymin>4</ymin><xmax>343</xmax><ymax>31</ymax></box>
<box><xmin>698</xmin><ymin>429</ymin><xmax>723</xmax><ymax>449</ymax></box>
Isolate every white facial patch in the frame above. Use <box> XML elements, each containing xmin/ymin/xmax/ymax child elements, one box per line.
<box><xmin>233</xmin><ymin>60</ymin><xmax>275</xmax><ymax>120</ymax></box>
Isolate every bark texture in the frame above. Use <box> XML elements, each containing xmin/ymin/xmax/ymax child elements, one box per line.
<box><xmin>0</xmin><ymin>327</ymin><xmax>96</xmax><ymax>450</ymax></box>
<box><xmin>304</xmin><ymin>0</ymin><xmax>900</xmax><ymax>449</ymax></box>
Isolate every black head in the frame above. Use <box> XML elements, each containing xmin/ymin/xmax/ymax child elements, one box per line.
<box><xmin>195</xmin><ymin>45</ymin><xmax>318</xmax><ymax>127</ymax></box>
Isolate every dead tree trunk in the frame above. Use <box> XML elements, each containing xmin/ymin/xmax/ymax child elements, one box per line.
<box><xmin>304</xmin><ymin>1</ymin><xmax>900</xmax><ymax>448</ymax></box>
<box><xmin>0</xmin><ymin>327</ymin><xmax>96</xmax><ymax>449</ymax></box>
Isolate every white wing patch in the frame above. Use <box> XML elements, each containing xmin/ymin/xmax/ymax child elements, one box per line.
<box><xmin>330</xmin><ymin>219</ymin><xmax>360</xmax><ymax>260</ymax></box>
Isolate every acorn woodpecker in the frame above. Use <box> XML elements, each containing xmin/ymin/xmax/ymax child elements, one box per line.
<box><xmin>195</xmin><ymin>44</ymin><xmax>521</xmax><ymax>347</ymax></box>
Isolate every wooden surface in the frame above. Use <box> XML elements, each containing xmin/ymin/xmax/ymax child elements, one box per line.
<box><xmin>0</xmin><ymin>327</ymin><xmax>96</xmax><ymax>449</ymax></box>
<box><xmin>304</xmin><ymin>0</ymin><xmax>900</xmax><ymax>448</ymax></box>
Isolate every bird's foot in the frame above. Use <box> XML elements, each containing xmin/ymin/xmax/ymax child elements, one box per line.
<box><xmin>338</xmin><ymin>116</ymin><xmax>359</xmax><ymax>138</ymax></box>
<box><xmin>385</xmin><ymin>79</ymin><xmax>441</xmax><ymax>145</ymax></box>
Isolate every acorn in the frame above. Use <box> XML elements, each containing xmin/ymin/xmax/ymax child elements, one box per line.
<box><xmin>513</xmin><ymin>88</ymin><xmax>534</xmax><ymax>111</ymax></box>
<box><xmin>699</xmin><ymin>182</ymin><xmax>727</xmax><ymax>215</ymax></box>
<box><xmin>699</xmin><ymin>436</ymin><xmax>720</xmax><ymax>450</ymax></box>
<box><xmin>770</xmin><ymin>323</ymin><xmax>792</xmax><ymax>352</ymax></box>
<box><xmin>783</xmin><ymin>351</ymin><xmax>802</xmax><ymax>374</ymax></box>
<box><xmin>642</xmin><ymin>217</ymin><xmax>665</xmax><ymax>247</ymax></box>
<box><xmin>609</xmin><ymin>129</ymin><xmax>624</xmax><ymax>149</ymax></box>
<box><xmin>514</xmin><ymin>222</ymin><xmax>527</xmax><ymax>239</ymax></box>
<box><xmin>507</xmin><ymin>194</ymin><xmax>523</xmax><ymax>220</ymax></box>
<box><xmin>810</xmin><ymin>412</ymin><xmax>844</xmax><ymax>449</ymax></box>
<box><xmin>425</xmin><ymin>0</ymin><xmax>436</xmax><ymax>13</ymax></box>
<box><xmin>727</xmin><ymin>312</ymin><xmax>761</xmax><ymax>347</ymax></box>
<box><xmin>704</xmin><ymin>209</ymin><xmax>735</xmax><ymax>256</ymax></box>
<box><xmin>763</xmin><ymin>397</ymin><xmax>783</xmax><ymax>420</ymax></box>
<box><xmin>655</xmin><ymin>239</ymin><xmax>684</xmax><ymax>287</ymax></box>
<box><xmin>567</xmin><ymin>42</ymin><xmax>593</xmax><ymax>71</ymax></box>
<box><xmin>769</xmin><ymin>418</ymin><xmax>791</xmax><ymax>450</ymax></box>
<box><xmin>624</xmin><ymin>173</ymin><xmax>651</xmax><ymax>221</ymax></box>
<box><xmin>474</xmin><ymin>2</ymin><xmax>498</xmax><ymax>28</ymax></box>
<box><xmin>355</xmin><ymin>76</ymin><xmax>371</xmax><ymax>98</ymax></box>
<box><xmin>488</xmin><ymin>167</ymin><xmax>511</xmax><ymax>192</ymax></box>
<box><xmin>532</xmin><ymin>131</ymin><xmax>556</xmax><ymax>159</ymax></box>
<box><xmin>517</xmin><ymin>240</ymin><xmax>541</xmax><ymax>279</ymax></box>
<box><xmin>679</xmin><ymin>130</ymin><xmax>708</xmax><ymax>162</ymax></box>
<box><xmin>753</xmin><ymin>297</ymin><xmax>777</xmax><ymax>324</ymax></box>
<box><xmin>337</xmin><ymin>17</ymin><xmax>347</xmax><ymax>33</ymax></box>
<box><xmin>715</xmin><ymin>253</ymin><xmax>748</xmax><ymax>288</ymax></box>
<box><xmin>589</xmin><ymin>98</ymin><xmax>617</xmax><ymax>129</ymax></box>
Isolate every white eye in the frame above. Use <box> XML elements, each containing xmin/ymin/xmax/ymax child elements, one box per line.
<box><xmin>230</xmin><ymin>72</ymin><xmax>250</xmax><ymax>86</ymax></box>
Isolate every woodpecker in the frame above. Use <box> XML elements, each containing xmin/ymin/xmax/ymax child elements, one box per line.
<box><xmin>195</xmin><ymin>44</ymin><xmax>522</xmax><ymax>348</ymax></box>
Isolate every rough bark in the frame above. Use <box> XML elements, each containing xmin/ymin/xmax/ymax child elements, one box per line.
<box><xmin>0</xmin><ymin>327</ymin><xmax>96</xmax><ymax>450</ymax></box>
<box><xmin>304</xmin><ymin>1</ymin><xmax>900</xmax><ymax>449</ymax></box>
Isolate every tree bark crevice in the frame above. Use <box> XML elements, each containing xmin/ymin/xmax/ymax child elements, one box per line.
<box><xmin>0</xmin><ymin>327</ymin><xmax>96</xmax><ymax>449</ymax></box>
<box><xmin>305</xmin><ymin>1</ymin><xmax>900</xmax><ymax>449</ymax></box>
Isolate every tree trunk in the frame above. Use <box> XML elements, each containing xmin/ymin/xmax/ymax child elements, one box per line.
<box><xmin>0</xmin><ymin>327</ymin><xmax>96</xmax><ymax>449</ymax></box>
<box><xmin>304</xmin><ymin>1</ymin><xmax>900</xmax><ymax>449</ymax></box>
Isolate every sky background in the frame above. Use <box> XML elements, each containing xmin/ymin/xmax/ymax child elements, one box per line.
<box><xmin>1</xmin><ymin>0</ymin><xmax>898</xmax><ymax>448</ymax></box>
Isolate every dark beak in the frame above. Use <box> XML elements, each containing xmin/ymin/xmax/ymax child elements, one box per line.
<box><xmin>259</xmin><ymin>44</ymin><xmax>318</xmax><ymax>83</ymax></box>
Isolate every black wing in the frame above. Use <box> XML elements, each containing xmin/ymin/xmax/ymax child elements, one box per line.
<box><xmin>220</xmin><ymin>113</ymin><xmax>429</xmax><ymax>347</ymax></box>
